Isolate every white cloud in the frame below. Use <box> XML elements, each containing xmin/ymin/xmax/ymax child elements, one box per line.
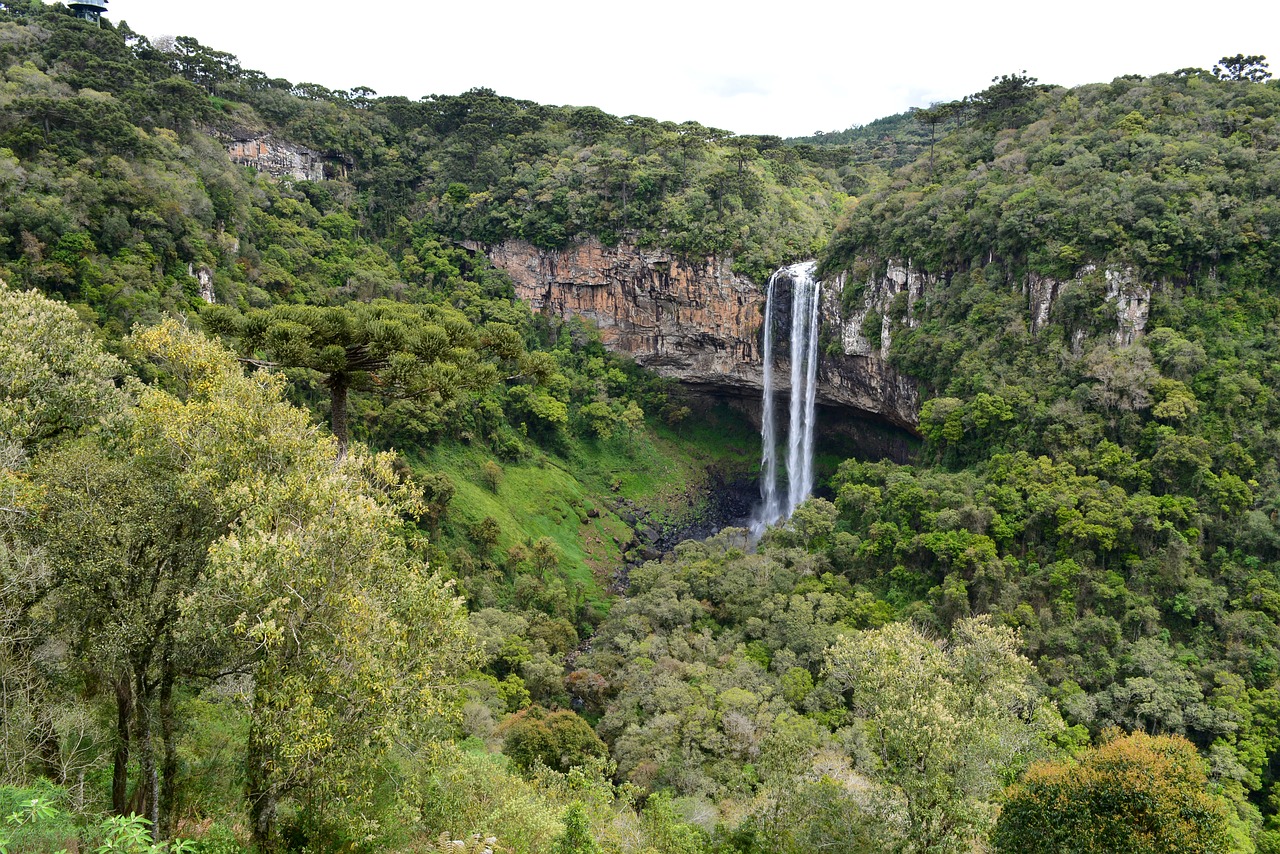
<box><xmin>112</xmin><ymin>0</ymin><xmax>1280</xmax><ymax>136</ymax></box>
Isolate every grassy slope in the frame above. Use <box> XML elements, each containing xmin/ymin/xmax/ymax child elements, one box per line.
<box><xmin>412</xmin><ymin>402</ymin><xmax>759</xmax><ymax>605</ymax></box>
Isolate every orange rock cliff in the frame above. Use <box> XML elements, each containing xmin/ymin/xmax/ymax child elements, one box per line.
<box><xmin>471</xmin><ymin>238</ymin><xmax>922</xmax><ymax>434</ymax></box>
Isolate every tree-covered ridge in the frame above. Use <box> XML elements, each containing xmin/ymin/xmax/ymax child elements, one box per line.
<box><xmin>788</xmin><ymin>110</ymin><xmax>923</xmax><ymax>148</ymax></box>
<box><xmin>0</xmin><ymin>1</ymin><xmax>724</xmax><ymax>461</ymax></box>
<box><xmin>800</xmin><ymin>66</ymin><xmax>1280</xmax><ymax>846</ymax></box>
<box><xmin>0</xmin><ymin>2</ymin><xmax>1267</xmax><ymax>850</ymax></box>
<box><xmin>0</xmin><ymin>1</ymin><xmax>850</xmax><ymax>295</ymax></box>
<box><xmin>785</xmin><ymin>111</ymin><xmax>936</xmax><ymax>192</ymax></box>
<box><xmin>824</xmin><ymin>69</ymin><xmax>1280</xmax><ymax>282</ymax></box>
<box><xmin>0</xmin><ymin>0</ymin><xmax>846</xmax><ymax>466</ymax></box>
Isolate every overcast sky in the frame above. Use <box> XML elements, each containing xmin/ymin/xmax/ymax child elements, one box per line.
<box><xmin>108</xmin><ymin>0</ymin><xmax>1280</xmax><ymax>138</ymax></box>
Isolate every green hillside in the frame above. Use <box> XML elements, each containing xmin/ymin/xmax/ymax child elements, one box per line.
<box><xmin>1</xmin><ymin>2</ymin><xmax>1278</xmax><ymax>852</ymax></box>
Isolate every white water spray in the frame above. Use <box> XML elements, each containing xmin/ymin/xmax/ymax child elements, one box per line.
<box><xmin>751</xmin><ymin>261</ymin><xmax>821</xmax><ymax>537</ymax></box>
<box><xmin>758</xmin><ymin>271</ymin><xmax>781</xmax><ymax>527</ymax></box>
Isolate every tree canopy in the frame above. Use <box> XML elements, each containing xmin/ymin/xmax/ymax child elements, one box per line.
<box><xmin>3</xmin><ymin>4</ymin><xmax>1280</xmax><ymax>850</ymax></box>
<box><xmin>994</xmin><ymin>731</ymin><xmax>1233</xmax><ymax>854</ymax></box>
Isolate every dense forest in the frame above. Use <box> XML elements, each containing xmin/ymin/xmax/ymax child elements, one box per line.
<box><xmin>1</xmin><ymin>2</ymin><xmax>1278</xmax><ymax>852</ymax></box>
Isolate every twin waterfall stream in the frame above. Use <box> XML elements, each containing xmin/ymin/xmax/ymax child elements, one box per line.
<box><xmin>750</xmin><ymin>261</ymin><xmax>822</xmax><ymax>538</ymax></box>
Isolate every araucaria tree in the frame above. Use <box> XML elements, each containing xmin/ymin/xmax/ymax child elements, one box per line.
<box><xmin>203</xmin><ymin>300</ymin><xmax>496</xmax><ymax>455</ymax></box>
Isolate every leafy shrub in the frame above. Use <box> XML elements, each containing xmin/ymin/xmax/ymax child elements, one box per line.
<box><xmin>497</xmin><ymin>706</ymin><xmax>607</xmax><ymax>773</ymax></box>
<box><xmin>994</xmin><ymin>731</ymin><xmax>1232</xmax><ymax>854</ymax></box>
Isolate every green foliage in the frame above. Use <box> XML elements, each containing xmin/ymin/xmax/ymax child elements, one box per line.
<box><xmin>187</xmin><ymin>823</ymin><xmax>246</xmax><ymax>854</ymax></box>
<box><xmin>0</xmin><ymin>788</ymin><xmax>196</xmax><ymax>853</ymax></box>
<box><xmin>552</xmin><ymin>802</ymin><xmax>598</xmax><ymax>854</ymax></box>
<box><xmin>497</xmin><ymin>706</ymin><xmax>608</xmax><ymax>774</ymax></box>
<box><xmin>638</xmin><ymin>792</ymin><xmax>707</xmax><ymax>854</ymax></box>
<box><xmin>0</xmin><ymin>787</ymin><xmax>77</xmax><ymax>854</ymax></box>
<box><xmin>785</xmin><ymin>110</ymin><xmax>937</xmax><ymax>193</ymax></box>
<box><xmin>0</xmin><ymin>282</ymin><xmax>128</xmax><ymax>447</ymax></box>
<box><xmin>90</xmin><ymin>815</ymin><xmax>196</xmax><ymax>853</ymax></box>
<box><xmin>826</xmin><ymin>617</ymin><xmax>1055</xmax><ymax>852</ymax></box>
<box><xmin>994</xmin><ymin>731</ymin><xmax>1233</xmax><ymax>854</ymax></box>
<box><xmin>587</xmin><ymin>529</ymin><xmax>865</xmax><ymax>795</ymax></box>
<box><xmin>398</xmin><ymin>92</ymin><xmax>843</xmax><ymax>281</ymax></box>
<box><xmin>825</xmin><ymin>449</ymin><xmax>1280</xmax><ymax>760</ymax></box>
<box><xmin>414</xmin><ymin>747</ymin><xmax>563</xmax><ymax>853</ymax></box>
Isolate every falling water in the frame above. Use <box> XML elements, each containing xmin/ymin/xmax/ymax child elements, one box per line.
<box><xmin>751</xmin><ymin>261</ymin><xmax>821</xmax><ymax>537</ymax></box>
<box><xmin>757</xmin><ymin>271</ymin><xmax>781</xmax><ymax>528</ymax></box>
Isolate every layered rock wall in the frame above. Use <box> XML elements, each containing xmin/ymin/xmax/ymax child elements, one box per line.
<box><xmin>475</xmin><ymin>239</ymin><xmax>922</xmax><ymax>432</ymax></box>
<box><xmin>226</xmin><ymin>134</ymin><xmax>326</xmax><ymax>182</ymax></box>
<box><xmin>479</xmin><ymin>239</ymin><xmax>1156</xmax><ymax>437</ymax></box>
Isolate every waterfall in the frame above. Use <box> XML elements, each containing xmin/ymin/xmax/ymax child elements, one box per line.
<box><xmin>751</xmin><ymin>261</ymin><xmax>821</xmax><ymax>537</ymax></box>
<box><xmin>757</xmin><ymin>271</ymin><xmax>781</xmax><ymax>528</ymax></box>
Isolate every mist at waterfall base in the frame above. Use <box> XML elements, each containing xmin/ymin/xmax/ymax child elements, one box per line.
<box><xmin>750</xmin><ymin>261</ymin><xmax>822</xmax><ymax>538</ymax></box>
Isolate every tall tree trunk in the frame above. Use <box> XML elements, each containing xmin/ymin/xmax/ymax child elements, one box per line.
<box><xmin>246</xmin><ymin>676</ymin><xmax>278</xmax><ymax>851</ymax></box>
<box><xmin>328</xmin><ymin>374</ymin><xmax>350</xmax><ymax>459</ymax></box>
<box><xmin>112</xmin><ymin>676</ymin><xmax>132</xmax><ymax>815</ymax></box>
<box><xmin>135</xmin><ymin>670</ymin><xmax>159</xmax><ymax>840</ymax></box>
<box><xmin>159</xmin><ymin>658</ymin><xmax>177</xmax><ymax>839</ymax></box>
<box><xmin>246</xmin><ymin>725</ymin><xmax>277</xmax><ymax>851</ymax></box>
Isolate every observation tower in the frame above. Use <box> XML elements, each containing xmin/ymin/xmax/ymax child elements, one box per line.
<box><xmin>69</xmin><ymin>0</ymin><xmax>108</xmax><ymax>23</ymax></box>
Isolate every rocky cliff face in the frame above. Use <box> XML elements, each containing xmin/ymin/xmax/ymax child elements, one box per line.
<box><xmin>226</xmin><ymin>134</ymin><xmax>327</xmax><ymax>182</ymax></box>
<box><xmin>189</xmin><ymin>263</ymin><xmax>216</xmax><ymax>304</ymax></box>
<box><xmin>477</xmin><ymin>239</ymin><xmax>1156</xmax><ymax>437</ymax></box>
<box><xmin>474</xmin><ymin>239</ymin><xmax>923</xmax><ymax>432</ymax></box>
<box><xmin>847</xmin><ymin>259</ymin><xmax>1152</xmax><ymax>353</ymax></box>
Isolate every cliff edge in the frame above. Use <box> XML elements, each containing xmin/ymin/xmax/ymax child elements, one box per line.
<box><xmin>471</xmin><ymin>239</ymin><xmax>922</xmax><ymax>433</ymax></box>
